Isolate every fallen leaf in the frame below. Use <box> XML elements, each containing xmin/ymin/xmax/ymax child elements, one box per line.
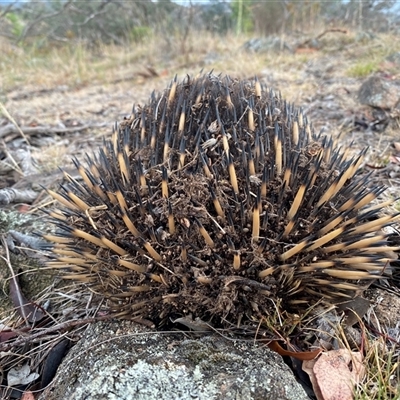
<box><xmin>8</xmin><ymin>363</ymin><xmax>40</xmax><ymax>386</ymax></box>
<box><xmin>21</xmin><ymin>391</ymin><xmax>35</xmax><ymax>400</ymax></box>
<box><xmin>303</xmin><ymin>349</ymin><xmax>365</xmax><ymax>400</ymax></box>
<box><xmin>267</xmin><ymin>340</ymin><xmax>322</xmax><ymax>360</ymax></box>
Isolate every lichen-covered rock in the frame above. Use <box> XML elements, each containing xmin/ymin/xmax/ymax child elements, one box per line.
<box><xmin>39</xmin><ymin>321</ymin><xmax>309</xmax><ymax>400</ymax></box>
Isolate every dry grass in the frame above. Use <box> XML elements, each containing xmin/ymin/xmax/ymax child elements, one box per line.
<box><xmin>1</xmin><ymin>32</ymin><xmax>266</xmax><ymax>93</ymax></box>
<box><xmin>356</xmin><ymin>341</ymin><xmax>399</xmax><ymax>399</ymax></box>
<box><xmin>2</xmin><ymin>29</ymin><xmax>399</xmax><ymax>124</ymax></box>
<box><xmin>3</xmin><ymin>29</ymin><xmax>397</xmax><ymax>94</ymax></box>
<box><xmin>354</xmin><ymin>318</ymin><xmax>400</xmax><ymax>399</ymax></box>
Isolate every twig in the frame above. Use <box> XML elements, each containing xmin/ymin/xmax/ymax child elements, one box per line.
<box><xmin>0</xmin><ymin>1</ymin><xmax>17</xmax><ymax>19</ymax></box>
<box><xmin>16</xmin><ymin>0</ymin><xmax>74</xmax><ymax>44</ymax></box>
<box><xmin>0</xmin><ymin>236</ymin><xmax>30</xmax><ymax>325</ymax></box>
<box><xmin>0</xmin><ymin>141</ymin><xmax>24</xmax><ymax>176</ymax></box>
<box><xmin>297</xmin><ymin>28</ymin><xmax>348</xmax><ymax>48</ymax></box>
<box><xmin>0</xmin><ymin>122</ymin><xmax>107</xmax><ymax>139</ymax></box>
<box><xmin>0</xmin><ymin>101</ymin><xmax>30</xmax><ymax>146</ymax></box>
<box><xmin>0</xmin><ymin>188</ymin><xmax>38</xmax><ymax>205</ymax></box>
<box><xmin>69</xmin><ymin>1</ymin><xmax>111</xmax><ymax>27</ymax></box>
<box><xmin>0</xmin><ymin>315</ymin><xmax>112</xmax><ymax>352</ymax></box>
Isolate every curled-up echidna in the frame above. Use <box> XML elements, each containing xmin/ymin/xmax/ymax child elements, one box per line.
<box><xmin>44</xmin><ymin>73</ymin><xmax>400</xmax><ymax>327</ymax></box>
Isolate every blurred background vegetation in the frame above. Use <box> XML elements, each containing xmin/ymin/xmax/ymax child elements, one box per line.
<box><xmin>1</xmin><ymin>0</ymin><xmax>399</xmax><ymax>48</ymax></box>
<box><xmin>1</xmin><ymin>0</ymin><xmax>400</xmax><ymax>95</ymax></box>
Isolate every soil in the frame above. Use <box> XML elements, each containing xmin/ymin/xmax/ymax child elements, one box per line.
<box><xmin>2</xmin><ymin>47</ymin><xmax>400</xmax><ymax>192</ymax></box>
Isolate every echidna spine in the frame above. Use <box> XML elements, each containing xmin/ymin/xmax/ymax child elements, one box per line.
<box><xmin>43</xmin><ymin>73</ymin><xmax>400</xmax><ymax>327</ymax></box>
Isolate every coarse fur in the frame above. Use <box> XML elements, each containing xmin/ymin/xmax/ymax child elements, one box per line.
<box><xmin>44</xmin><ymin>73</ymin><xmax>400</xmax><ymax>327</ymax></box>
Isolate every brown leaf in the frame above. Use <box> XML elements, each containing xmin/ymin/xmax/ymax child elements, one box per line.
<box><xmin>21</xmin><ymin>391</ymin><xmax>35</xmax><ymax>400</ymax></box>
<box><xmin>303</xmin><ymin>349</ymin><xmax>365</xmax><ymax>400</ymax></box>
<box><xmin>267</xmin><ymin>340</ymin><xmax>322</xmax><ymax>360</ymax></box>
<box><xmin>0</xmin><ymin>330</ymin><xmax>19</xmax><ymax>342</ymax></box>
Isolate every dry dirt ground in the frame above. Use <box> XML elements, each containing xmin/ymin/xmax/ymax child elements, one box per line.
<box><xmin>2</xmin><ymin>31</ymin><xmax>400</xmax><ymax>193</ymax></box>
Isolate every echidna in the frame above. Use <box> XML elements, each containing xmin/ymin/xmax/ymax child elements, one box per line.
<box><xmin>44</xmin><ymin>73</ymin><xmax>399</xmax><ymax>327</ymax></box>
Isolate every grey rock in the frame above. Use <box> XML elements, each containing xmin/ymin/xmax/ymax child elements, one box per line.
<box><xmin>355</xmin><ymin>31</ymin><xmax>377</xmax><ymax>43</ymax></box>
<box><xmin>39</xmin><ymin>321</ymin><xmax>309</xmax><ymax>400</ymax></box>
<box><xmin>242</xmin><ymin>37</ymin><xmax>292</xmax><ymax>53</ymax></box>
<box><xmin>358</xmin><ymin>76</ymin><xmax>400</xmax><ymax>110</ymax></box>
<box><xmin>386</xmin><ymin>52</ymin><xmax>400</xmax><ymax>65</ymax></box>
